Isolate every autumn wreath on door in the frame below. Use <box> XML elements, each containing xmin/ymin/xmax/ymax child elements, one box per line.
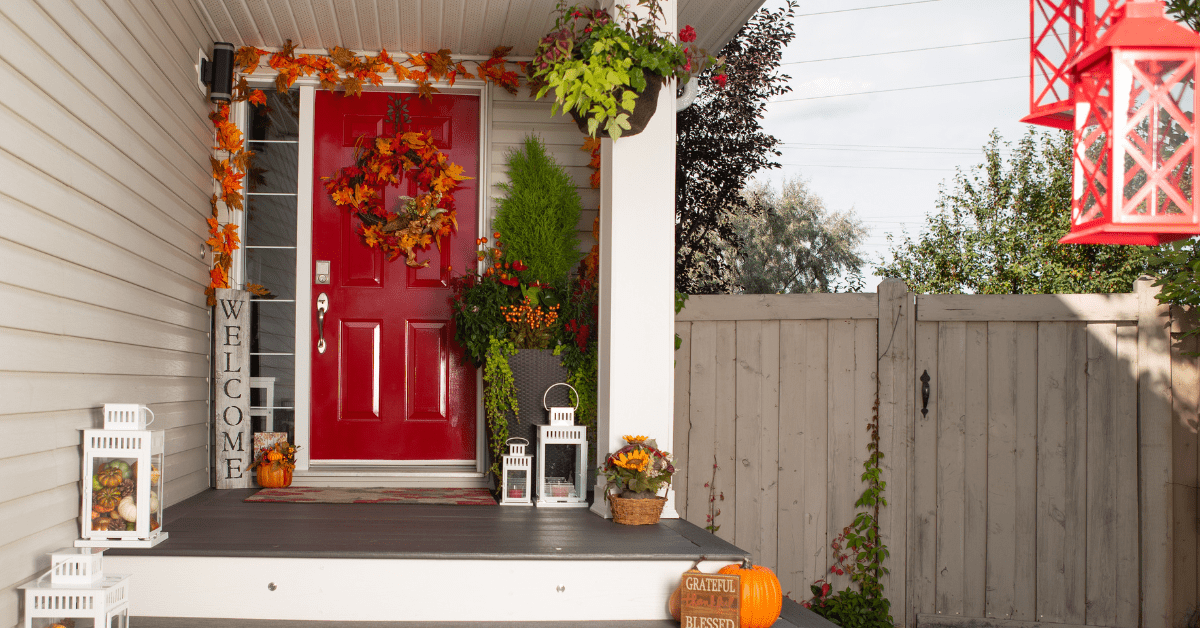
<box><xmin>321</xmin><ymin>97</ymin><xmax>470</xmax><ymax>267</ymax></box>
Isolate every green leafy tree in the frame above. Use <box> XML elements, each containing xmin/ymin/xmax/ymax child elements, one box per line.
<box><xmin>676</xmin><ymin>1</ymin><xmax>797</xmax><ymax>294</ymax></box>
<box><xmin>725</xmin><ymin>178</ymin><xmax>866</xmax><ymax>294</ymax></box>
<box><xmin>876</xmin><ymin>129</ymin><xmax>1151</xmax><ymax>294</ymax></box>
<box><xmin>494</xmin><ymin>135</ymin><xmax>582</xmax><ymax>287</ymax></box>
<box><xmin>1168</xmin><ymin>0</ymin><xmax>1200</xmax><ymax>29</ymax></box>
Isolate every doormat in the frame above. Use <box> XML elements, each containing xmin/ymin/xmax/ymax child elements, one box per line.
<box><xmin>245</xmin><ymin>487</ymin><xmax>497</xmax><ymax>505</ymax></box>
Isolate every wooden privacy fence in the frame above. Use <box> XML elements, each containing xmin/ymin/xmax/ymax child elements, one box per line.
<box><xmin>672</xmin><ymin>279</ymin><xmax>1199</xmax><ymax>628</ymax></box>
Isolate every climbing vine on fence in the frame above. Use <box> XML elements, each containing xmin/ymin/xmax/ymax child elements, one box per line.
<box><xmin>804</xmin><ymin>390</ymin><xmax>894</xmax><ymax>628</ymax></box>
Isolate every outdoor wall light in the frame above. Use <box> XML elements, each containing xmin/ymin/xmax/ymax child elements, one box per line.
<box><xmin>200</xmin><ymin>41</ymin><xmax>235</xmax><ymax>103</ymax></box>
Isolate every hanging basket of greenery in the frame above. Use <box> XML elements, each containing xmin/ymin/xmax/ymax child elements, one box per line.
<box><xmin>567</xmin><ymin>74</ymin><xmax>663</xmax><ymax>139</ymax></box>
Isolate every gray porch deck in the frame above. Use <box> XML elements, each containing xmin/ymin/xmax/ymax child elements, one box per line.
<box><xmin>106</xmin><ymin>490</ymin><xmax>830</xmax><ymax>627</ymax></box>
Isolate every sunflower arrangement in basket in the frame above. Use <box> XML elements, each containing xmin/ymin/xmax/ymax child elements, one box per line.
<box><xmin>602</xmin><ymin>435</ymin><xmax>674</xmax><ymax>499</ymax></box>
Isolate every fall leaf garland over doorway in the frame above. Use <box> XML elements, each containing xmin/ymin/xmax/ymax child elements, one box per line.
<box><xmin>204</xmin><ymin>42</ymin><xmax>521</xmax><ymax>304</ymax></box>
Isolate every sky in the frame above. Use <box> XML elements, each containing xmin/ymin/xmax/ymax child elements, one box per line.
<box><xmin>755</xmin><ymin>0</ymin><xmax>1033</xmax><ymax>289</ymax></box>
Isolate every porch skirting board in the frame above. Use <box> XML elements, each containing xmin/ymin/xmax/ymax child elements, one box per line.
<box><xmin>292</xmin><ymin>465</ymin><xmax>490</xmax><ymax>488</ymax></box>
<box><xmin>102</xmin><ymin>555</ymin><xmax>712</xmax><ymax>621</ymax></box>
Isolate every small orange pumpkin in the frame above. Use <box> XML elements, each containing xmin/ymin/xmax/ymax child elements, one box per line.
<box><xmin>256</xmin><ymin>464</ymin><xmax>293</xmax><ymax>488</ymax></box>
<box><xmin>717</xmin><ymin>560</ymin><xmax>783</xmax><ymax>628</ymax></box>
<box><xmin>92</xmin><ymin>487</ymin><xmax>122</xmax><ymax>513</ymax></box>
<box><xmin>96</xmin><ymin>465</ymin><xmax>124</xmax><ymax>487</ymax></box>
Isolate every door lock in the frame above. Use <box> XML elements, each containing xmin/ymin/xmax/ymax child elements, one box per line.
<box><xmin>315</xmin><ymin>260</ymin><xmax>331</xmax><ymax>285</ymax></box>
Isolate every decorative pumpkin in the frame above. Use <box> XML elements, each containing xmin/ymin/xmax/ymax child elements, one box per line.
<box><xmin>91</xmin><ymin>475</ymin><xmax>102</xmax><ymax>491</ymax></box>
<box><xmin>717</xmin><ymin>560</ymin><xmax>783</xmax><ymax>628</ymax></box>
<box><xmin>150</xmin><ymin>465</ymin><xmax>162</xmax><ymax>484</ymax></box>
<box><xmin>92</xmin><ymin>486</ymin><xmax>121</xmax><ymax>513</ymax></box>
<box><xmin>96</xmin><ymin>464</ymin><xmax>124</xmax><ymax>487</ymax></box>
<box><xmin>256</xmin><ymin>464</ymin><xmax>293</xmax><ymax>488</ymax></box>
<box><xmin>267</xmin><ymin>450</ymin><xmax>283</xmax><ymax>461</ymax></box>
<box><xmin>107</xmin><ymin>459</ymin><xmax>132</xmax><ymax>479</ymax></box>
<box><xmin>116</xmin><ymin>496</ymin><xmax>137</xmax><ymax>522</ymax></box>
<box><xmin>148</xmin><ymin>491</ymin><xmax>160</xmax><ymax>513</ymax></box>
<box><xmin>667</xmin><ymin>565</ymin><xmax>703</xmax><ymax>621</ymax></box>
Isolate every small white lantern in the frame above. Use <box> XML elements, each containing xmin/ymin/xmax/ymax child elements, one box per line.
<box><xmin>19</xmin><ymin>571</ymin><xmax>130</xmax><ymax>628</ymax></box>
<box><xmin>500</xmin><ymin>437</ymin><xmax>532</xmax><ymax>506</ymax></box>
<box><xmin>77</xmin><ymin>429</ymin><xmax>168</xmax><ymax>548</ymax></box>
<box><xmin>49</xmin><ymin>548</ymin><xmax>103</xmax><ymax>586</ymax></box>
<box><xmin>543</xmin><ymin>383</ymin><xmax>579</xmax><ymax>426</ymax></box>
<box><xmin>536</xmin><ymin>424</ymin><xmax>588</xmax><ymax>508</ymax></box>
<box><xmin>102</xmin><ymin>403</ymin><xmax>155</xmax><ymax>431</ymax></box>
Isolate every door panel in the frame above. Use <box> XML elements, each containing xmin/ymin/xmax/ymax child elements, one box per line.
<box><xmin>310</xmin><ymin>90</ymin><xmax>479</xmax><ymax>461</ymax></box>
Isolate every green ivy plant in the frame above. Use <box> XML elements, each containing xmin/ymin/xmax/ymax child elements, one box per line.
<box><xmin>805</xmin><ymin>396</ymin><xmax>893</xmax><ymax>628</ymax></box>
<box><xmin>483</xmin><ymin>336</ymin><xmax>519</xmax><ymax>482</ymax></box>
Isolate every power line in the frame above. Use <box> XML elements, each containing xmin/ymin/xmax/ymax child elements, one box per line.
<box><xmin>780</xmin><ymin>163</ymin><xmax>955</xmax><ymax>171</ymax></box>
<box><xmin>796</xmin><ymin>0</ymin><xmax>943</xmax><ymax>17</ymax></box>
<box><xmin>781</xmin><ymin>37</ymin><xmax>1025</xmax><ymax>65</ymax></box>
<box><xmin>780</xmin><ymin>145</ymin><xmax>985</xmax><ymax>155</ymax></box>
<box><xmin>771</xmin><ymin>75</ymin><xmax>1024</xmax><ymax>103</ymax></box>
<box><xmin>780</xmin><ymin>141</ymin><xmax>1010</xmax><ymax>151</ymax></box>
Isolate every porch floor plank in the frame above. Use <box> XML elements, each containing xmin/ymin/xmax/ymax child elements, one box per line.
<box><xmin>107</xmin><ymin>489</ymin><xmax>750</xmax><ymax>561</ymax></box>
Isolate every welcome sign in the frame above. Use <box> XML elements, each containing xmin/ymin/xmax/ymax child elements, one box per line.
<box><xmin>214</xmin><ymin>288</ymin><xmax>252</xmax><ymax>489</ymax></box>
<box><xmin>680</xmin><ymin>572</ymin><xmax>740</xmax><ymax>628</ymax></box>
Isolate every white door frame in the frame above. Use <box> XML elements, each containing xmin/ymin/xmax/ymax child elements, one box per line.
<box><xmin>236</xmin><ymin>76</ymin><xmax>491</xmax><ymax>474</ymax></box>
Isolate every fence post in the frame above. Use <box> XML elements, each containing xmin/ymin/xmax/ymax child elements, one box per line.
<box><xmin>1136</xmin><ymin>276</ymin><xmax>1173</xmax><ymax>628</ymax></box>
<box><xmin>877</xmin><ymin>279</ymin><xmax>912</xmax><ymax>627</ymax></box>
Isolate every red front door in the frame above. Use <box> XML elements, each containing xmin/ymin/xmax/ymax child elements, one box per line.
<box><xmin>310</xmin><ymin>90</ymin><xmax>479</xmax><ymax>461</ymax></box>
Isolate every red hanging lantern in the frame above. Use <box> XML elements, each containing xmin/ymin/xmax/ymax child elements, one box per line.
<box><xmin>1060</xmin><ymin>0</ymin><xmax>1200</xmax><ymax>244</ymax></box>
<box><xmin>1025</xmin><ymin>0</ymin><xmax>1125</xmax><ymax>129</ymax></box>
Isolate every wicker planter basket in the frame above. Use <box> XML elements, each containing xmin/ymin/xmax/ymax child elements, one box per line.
<box><xmin>609</xmin><ymin>494</ymin><xmax>667</xmax><ymax>525</ymax></box>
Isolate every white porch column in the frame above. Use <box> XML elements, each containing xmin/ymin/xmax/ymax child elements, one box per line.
<box><xmin>591</xmin><ymin>0</ymin><xmax>679</xmax><ymax>519</ymax></box>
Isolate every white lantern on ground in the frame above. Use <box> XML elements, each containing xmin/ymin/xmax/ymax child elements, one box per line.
<box><xmin>536</xmin><ymin>424</ymin><xmax>588</xmax><ymax>508</ymax></box>
<box><xmin>77</xmin><ymin>428</ymin><xmax>168</xmax><ymax>548</ymax></box>
<box><xmin>19</xmin><ymin>571</ymin><xmax>130</xmax><ymax>628</ymax></box>
<box><xmin>500</xmin><ymin>437</ymin><xmax>532</xmax><ymax>506</ymax></box>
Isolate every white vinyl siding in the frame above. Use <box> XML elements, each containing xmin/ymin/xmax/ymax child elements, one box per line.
<box><xmin>488</xmin><ymin>88</ymin><xmax>597</xmax><ymax>256</ymax></box>
<box><xmin>0</xmin><ymin>0</ymin><xmax>214</xmax><ymax>625</ymax></box>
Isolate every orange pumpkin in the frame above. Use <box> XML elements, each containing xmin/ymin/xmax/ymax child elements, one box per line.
<box><xmin>92</xmin><ymin>487</ymin><xmax>122</xmax><ymax>513</ymax></box>
<box><xmin>96</xmin><ymin>465</ymin><xmax>124</xmax><ymax>487</ymax></box>
<box><xmin>717</xmin><ymin>560</ymin><xmax>783</xmax><ymax>628</ymax></box>
<box><xmin>256</xmin><ymin>464</ymin><xmax>293</xmax><ymax>488</ymax></box>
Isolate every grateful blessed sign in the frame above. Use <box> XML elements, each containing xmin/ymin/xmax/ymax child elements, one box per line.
<box><xmin>680</xmin><ymin>572</ymin><xmax>740</xmax><ymax>628</ymax></box>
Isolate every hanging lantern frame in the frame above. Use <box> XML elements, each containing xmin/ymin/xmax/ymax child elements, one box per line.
<box><xmin>1061</xmin><ymin>0</ymin><xmax>1200</xmax><ymax>244</ymax></box>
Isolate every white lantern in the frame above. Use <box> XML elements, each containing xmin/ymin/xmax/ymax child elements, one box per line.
<box><xmin>19</xmin><ymin>571</ymin><xmax>130</xmax><ymax>628</ymax></box>
<box><xmin>536</xmin><ymin>424</ymin><xmax>588</xmax><ymax>508</ymax></box>
<box><xmin>543</xmin><ymin>383</ymin><xmax>579</xmax><ymax>426</ymax></box>
<box><xmin>500</xmin><ymin>437</ymin><xmax>532</xmax><ymax>506</ymax></box>
<box><xmin>77</xmin><ymin>429</ymin><xmax>168</xmax><ymax>548</ymax></box>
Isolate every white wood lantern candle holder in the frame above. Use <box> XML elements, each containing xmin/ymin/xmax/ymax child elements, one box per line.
<box><xmin>49</xmin><ymin>548</ymin><xmax>103</xmax><ymax>586</ymax></box>
<box><xmin>543</xmin><ymin>383</ymin><xmax>579</xmax><ymax>426</ymax></box>
<box><xmin>77</xmin><ymin>429</ymin><xmax>168</xmax><ymax>548</ymax></box>
<box><xmin>102</xmin><ymin>403</ymin><xmax>154</xmax><ymax>431</ymax></box>
<box><xmin>19</xmin><ymin>571</ymin><xmax>130</xmax><ymax>628</ymax></box>
<box><xmin>536</xmin><ymin>424</ymin><xmax>588</xmax><ymax>508</ymax></box>
<box><xmin>500</xmin><ymin>437</ymin><xmax>532</xmax><ymax>505</ymax></box>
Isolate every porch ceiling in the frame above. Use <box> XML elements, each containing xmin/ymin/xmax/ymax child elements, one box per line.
<box><xmin>190</xmin><ymin>0</ymin><xmax>763</xmax><ymax>59</ymax></box>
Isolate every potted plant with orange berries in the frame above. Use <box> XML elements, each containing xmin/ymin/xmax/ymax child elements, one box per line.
<box><xmin>602</xmin><ymin>435</ymin><xmax>675</xmax><ymax>524</ymax></box>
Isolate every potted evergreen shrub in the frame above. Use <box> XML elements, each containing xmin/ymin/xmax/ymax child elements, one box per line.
<box><xmin>529</xmin><ymin>0</ymin><xmax>723</xmax><ymax>139</ymax></box>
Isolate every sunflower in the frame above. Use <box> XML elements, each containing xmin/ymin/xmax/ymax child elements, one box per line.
<box><xmin>614</xmin><ymin>449</ymin><xmax>651</xmax><ymax>472</ymax></box>
<box><xmin>623</xmin><ymin>435</ymin><xmax>648</xmax><ymax>445</ymax></box>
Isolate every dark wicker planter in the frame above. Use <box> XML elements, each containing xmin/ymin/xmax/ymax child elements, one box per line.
<box><xmin>505</xmin><ymin>349</ymin><xmax>590</xmax><ymax>496</ymax></box>
<box><xmin>569</xmin><ymin>74</ymin><xmax>663</xmax><ymax>138</ymax></box>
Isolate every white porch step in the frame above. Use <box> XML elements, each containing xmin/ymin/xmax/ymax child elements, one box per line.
<box><xmin>292</xmin><ymin>464</ymin><xmax>489</xmax><ymax>488</ymax></box>
<box><xmin>104</xmin><ymin>554</ymin><xmax>719</xmax><ymax>622</ymax></box>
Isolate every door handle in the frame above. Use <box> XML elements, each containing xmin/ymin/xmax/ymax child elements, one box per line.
<box><xmin>316</xmin><ymin>293</ymin><xmax>329</xmax><ymax>354</ymax></box>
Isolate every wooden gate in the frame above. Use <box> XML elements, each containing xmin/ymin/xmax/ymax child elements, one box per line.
<box><xmin>673</xmin><ymin>279</ymin><xmax>1196</xmax><ymax>628</ymax></box>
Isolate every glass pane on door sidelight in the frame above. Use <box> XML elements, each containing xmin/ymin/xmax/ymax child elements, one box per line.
<box><xmin>246</xmin><ymin>195</ymin><xmax>297</xmax><ymax>247</ymax></box>
<box><xmin>245</xmin><ymin>248</ymin><xmax>297</xmax><ymax>300</ymax></box>
<box><xmin>250</xmin><ymin>89</ymin><xmax>300</xmax><ymax>141</ymax></box>
<box><xmin>246</xmin><ymin>143</ymin><xmax>299</xmax><ymax>194</ymax></box>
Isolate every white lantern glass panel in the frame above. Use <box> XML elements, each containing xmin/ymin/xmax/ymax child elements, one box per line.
<box><xmin>500</xmin><ymin>438</ymin><xmax>532</xmax><ymax>506</ymax></box>
<box><xmin>80</xmin><ymin>430</ymin><xmax>166</xmax><ymax>546</ymax></box>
